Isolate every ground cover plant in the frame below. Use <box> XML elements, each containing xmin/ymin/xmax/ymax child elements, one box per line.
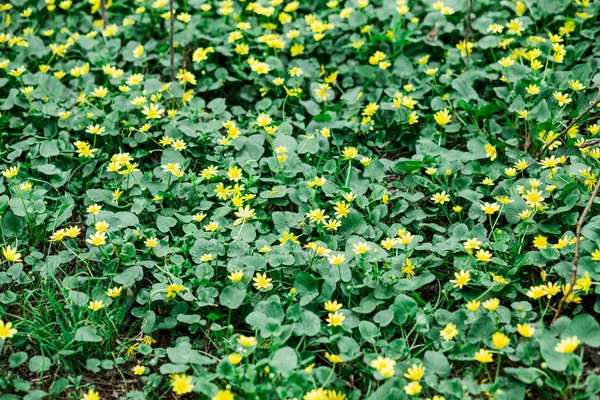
<box><xmin>2</xmin><ymin>0</ymin><xmax>600</xmax><ymax>399</ymax></box>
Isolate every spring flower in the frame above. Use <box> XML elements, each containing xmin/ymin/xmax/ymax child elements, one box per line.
<box><xmin>485</xmin><ymin>144</ymin><xmax>497</xmax><ymax>161</ymax></box>
<box><xmin>324</xmin><ymin>300</ymin><xmax>343</xmax><ymax>312</ymax></box>
<box><xmin>132</xmin><ymin>365</ymin><xmax>146</xmax><ymax>375</ymax></box>
<box><xmin>2</xmin><ymin>165</ymin><xmax>20</xmax><ymax>178</ymax></box>
<box><xmin>88</xmin><ymin>300</ymin><xmax>104</xmax><ymax>311</ymax></box>
<box><xmin>352</xmin><ymin>242</ymin><xmax>371</xmax><ymax>255</ymax></box>
<box><xmin>466</xmin><ymin>300</ymin><xmax>481</xmax><ymax>312</ymax></box>
<box><xmin>404</xmin><ymin>381</ymin><xmax>422</xmax><ymax>395</ymax></box>
<box><xmin>165</xmin><ymin>284</ymin><xmax>185</xmax><ymax>298</ymax></box>
<box><xmin>144</xmin><ymin>237</ymin><xmax>159</xmax><ymax>248</ymax></box>
<box><xmin>474</xmin><ymin>349</ymin><xmax>494</xmax><ymax>363</ymax></box>
<box><xmin>171</xmin><ymin>374</ymin><xmax>194</xmax><ymax>395</ymax></box>
<box><xmin>212</xmin><ymin>390</ymin><xmax>234</xmax><ymax>400</ymax></box>
<box><xmin>481</xmin><ymin>202</ymin><xmax>501</xmax><ymax>215</ymax></box>
<box><xmin>324</xmin><ymin>353</ymin><xmax>344</xmax><ymax>363</ymax></box>
<box><xmin>555</xmin><ymin>336</ymin><xmax>580</xmax><ymax>353</ymax></box>
<box><xmin>106</xmin><ymin>286</ymin><xmax>123</xmax><ymax>297</ymax></box>
<box><xmin>475</xmin><ymin>249</ymin><xmax>493</xmax><ymax>263</ymax></box>
<box><xmin>253</xmin><ymin>272</ymin><xmax>273</xmax><ymax>290</ymax></box>
<box><xmin>237</xmin><ymin>335</ymin><xmax>256</xmax><ymax>347</ymax></box>
<box><xmin>492</xmin><ymin>332</ymin><xmax>510</xmax><ymax>349</ymax></box>
<box><xmin>433</xmin><ymin>109</ymin><xmax>452</xmax><ymax>125</ymax></box>
<box><xmin>81</xmin><ymin>389</ymin><xmax>100</xmax><ymax>400</ymax></box>
<box><xmin>370</xmin><ymin>356</ymin><xmax>396</xmax><ymax>378</ymax></box>
<box><xmin>517</xmin><ymin>323</ymin><xmax>535</xmax><ymax>338</ymax></box>
<box><xmin>431</xmin><ymin>191</ymin><xmax>450</xmax><ymax>204</ymax></box>
<box><xmin>437</xmin><ymin>321</ymin><xmax>459</xmax><ymax>342</ymax></box>
<box><xmin>482</xmin><ymin>298</ymin><xmax>500</xmax><ymax>311</ymax></box>
<box><xmin>450</xmin><ymin>270</ymin><xmax>470</xmax><ymax>289</ymax></box>
<box><xmin>326</xmin><ymin>311</ymin><xmax>345</xmax><ymax>327</ymax></box>
<box><xmin>86</xmin><ymin>232</ymin><xmax>107</xmax><ymax>246</ymax></box>
<box><xmin>87</xmin><ymin>204</ymin><xmax>102</xmax><ymax>214</ymax></box>
<box><xmin>553</xmin><ymin>91</ymin><xmax>571</xmax><ymax>107</ymax></box>
<box><xmin>404</xmin><ymin>364</ymin><xmax>425</xmax><ymax>381</ymax></box>
<box><xmin>2</xmin><ymin>245</ymin><xmax>22</xmax><ymax>262</ymax></box>
<box><xmin>0</xmin><ymin>320</ymin><xmax>18</xmax><ymax>340</ymax></box>
<box><xmin>142</xmin><ymin>103</ymin><xmax>164</xmax><ymax>119</ymax></box>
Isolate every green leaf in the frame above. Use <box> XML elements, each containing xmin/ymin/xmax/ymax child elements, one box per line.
<box><xmin>467</xmin><ymin>316</ymin><xmax>496</xmax><ymax>343</ymax></box>
<box><xmin>219</xmin><ymin>286</ymin><xmax>246</xmax><ymax>309</ymax></box>
<box><xmin>423</xmin><ymin>351</ymin><xmax>451</xmax><ymax>378</ymax></box>
<box><xmin>74</xmin><ymin>326</ymin><xmax>103</xmax><ymax>342</ymax></box>
<box><xmin>269</xmin><ymin>347</ymin><xmax>298</xmax><ymax>374</ymax></box>
<box><xmin>8</xmin><ymin>352</ymin><xmax>28</xmax><ymax>368</ymax></box>
<box><xmin>393</xmin><ymin>295</ymin><xmax>418</xmax><ymax>325</ymax></box>
<box><xmin>29</xmin><ymin>356</ymin><xmax>52</xmax><ymax>373</ymax></box>
<box><xmin>114</xmin><ymin>266</ymin><xmax>144</xmax><ymax>287</ymax></box>
<box><xmin>564</xmin><ymin>314</ymin><xmax>600</xmax><ymax>347</ymax></box>
<box><xmin>39</xmin><ymin>141</ymin><xmax>60</xmax><ymax>158</ymax></box>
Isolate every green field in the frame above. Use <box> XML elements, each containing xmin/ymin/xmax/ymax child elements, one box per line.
<box><xmin>1</xmin><ymin>0</ymin><xmax>600</xmax><ymax>399</ymax></box>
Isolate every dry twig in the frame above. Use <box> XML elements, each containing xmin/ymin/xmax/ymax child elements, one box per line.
<box><xmin>517</xmin><ymin>86</ymin><xmax>600</xmax><ymax>178</ymax></box>
<box><xmin>464</xmin><ymin>0</ymin><xmax>472</xmax><ymax>70</ymax></box>
<box><xmin>169</xmin><ymin>0</ymin><xmax>175</xmax><ymax>82</ymax></box>
<box><xmin>100</xmin><ymin>0</ymin><xmax>108</xmax><ymax>28</ymax></box>
<box><xmin>551</xmin><ymin>176</ymin><xmax>600</xmax><ymax>324</ymax></box>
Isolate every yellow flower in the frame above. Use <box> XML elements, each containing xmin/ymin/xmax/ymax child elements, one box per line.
<box><xmin>132</xmin><ymin>365</ymin><xmax>146</xmax><ymax>375</ymax></box>
<box><xmin>2</xmin><ymin>245</ymin><xmax>22</xmax><ymax>262</ymax></box>
<box><xmin>555</xmin><ymin>336</ymin><xmax>580</xmax><ymax>353</ymax></box>
<box><xmin>0</xmin><ymin>319</ymin><xmax>18</xmax><ymax>340</ymax></box>
<box><xmin>517</xmin><ymin>323</ymin><xmax>535</xmax><ymax>338</ymax></box>
<box><xmin>575</xmin><ymin>272</ymin><xmax>592</xmax><ymax>294</ymax></box>
<box><xmin>237</xmin><ymin>335</ymin><xmax>256</xmax><ymax>347</ymax></box>
<box><xmin>171</xmin><ymin>374</ymin><xmax>194</xmax><ymax>395</ymax></box>
<box><xmin>370</xmin><ymin>356</ymin><xmax>396</xmax><ymax>378</ymax></box>
<box><xmin>569</xmin><ymin>80</ymin><xmax>585</xmax><ymax>91</ymax></box>
<box><xmin>144</xmin><ymin>237</ymin><xmax>159</xmax><ymax>248</ymax></box>
<box><xmin>212</xmin><ymin>389</ymin><xmax>234</xmax><ymax>400</ymax></box>
<box><xmin>475</xmin><ymin>249</ymin><xmax>493</xmax><ymax>263</ymax></box>
<box><xmin>324</xmin><ymin>300</ymin><xmax>343</xmax><ymax>312</ymax></box>
<box><xmin>403</xmin><ymin>381</ymin><xmax>422</xmax><ymax>395</ymax></box>
<box><xmin>466</xmin><ymin>300</ymin><xmax>481</xmax><ymax>312</ymax></box>
<box><xmin>87</xmin><ymin>203</ymin><xmax>102</xmax><ymax>215</ymax></box>
<box><xmin>326</xmin><ymin>311</ymin><xmax>345</xmax><ymax>327</ymax></box>
<box><xmin>485</xmin><ymin>144</ymin><xmax>497</xmax><ymax>161</ymax></box>
<box><xmin>324</xmin><ymin>353</ymin><xmax>345</xmax><ymax>363</ymax></box>
<box><xmin>81</xmin><ymin>389</ymin><xmax>100</xmax><ymax>400</ymax></box>
<box><xmin>2</xmin><ymin>165</ymin><xmax>19</xmax><ymax>178</ymax></box>
<box><xmin>352</xmin><ymin>241</ymin><xmax>371</xmax><ymax>255</ymax></box>
<box><xmin>553</xmin><ymin>91</ymin><xmax>572</xmax><ymax>107</ymax></box>
<box><xmin>253</xmin><ymin>272</ymin><xmax>273</xmax><ymax>291</ymax></box>
<box><xmin>440</xmin><ymin>323</ymin><xmax>459</xmax><ymax>341</ymax></box>
<box><xmin>228</xmin><ymin>353</ymin><xmax>243</xmax><ymax>365</ymax></box>
<box><xmin>498</xmin><ymin>57</ymin><xmax>515</xmax><ymax>67</ymax></box>
<box><xmin>106</xmin><ymin>286</ymin><xmax>123</xmax><ymax>298</ymax></box>
<box><xmin>86</xmin><ymin>232</ymin><xmax>107</xmax><ymax>246</ymax></box>
<box><xmin>492</xmin><ymin>332</ymin><xmax>510</xmax><ymax>349</ymax></box>
<box><xmin>142</xmin><ymin>103</ymin><xmax>164</xmax><ymax>119</ymax></box>
<box><xmin>482</xmin><ymin>298</ymin><xmax>500</xmax><ymax>311</ymax></box>
<box><xmin>480</xmin><ymin>202</ymin><xmax>500</xmax><ymax>215</ymax></box>
<box><xmin>163</xmin><ymin>284</ymin><xmax>184</xmax><ymax>299</ymax></box>
<box><xmin>474</xmin><ymin>348</ymin><xmax>494</xmax><ymax>363</ymax></box>
<box><xmin>450</xmin><ymin>270</ymin><xmax>470</xmax><ymax>289</ymax></box>
<box><xmin>533</xmin><ymin>235</ymin><xmax>548</xmax><ymax>249</ymax></box>
<box><xmin>433</xmin><ymin>109</ymin><xmax>452</xmax><ymax>126</ymax></box>
<box><xmin>228</xmin><ymin>270</ymin><xmax>244</xmax><ymax>282</ymax></box>
<box><xmin>431</xmin><ymin>191</ymin><xmax>450</xmax><ymax>204</ymax></box>
<box><xmin>403</xmin><ymin>364</ymin><xmax>425</xmax><ymax>381</ymax></box>
<box><xmin>88</xmin><ymin>300</ymin><xmax>104</xmax><ymax>311</ymax></box>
